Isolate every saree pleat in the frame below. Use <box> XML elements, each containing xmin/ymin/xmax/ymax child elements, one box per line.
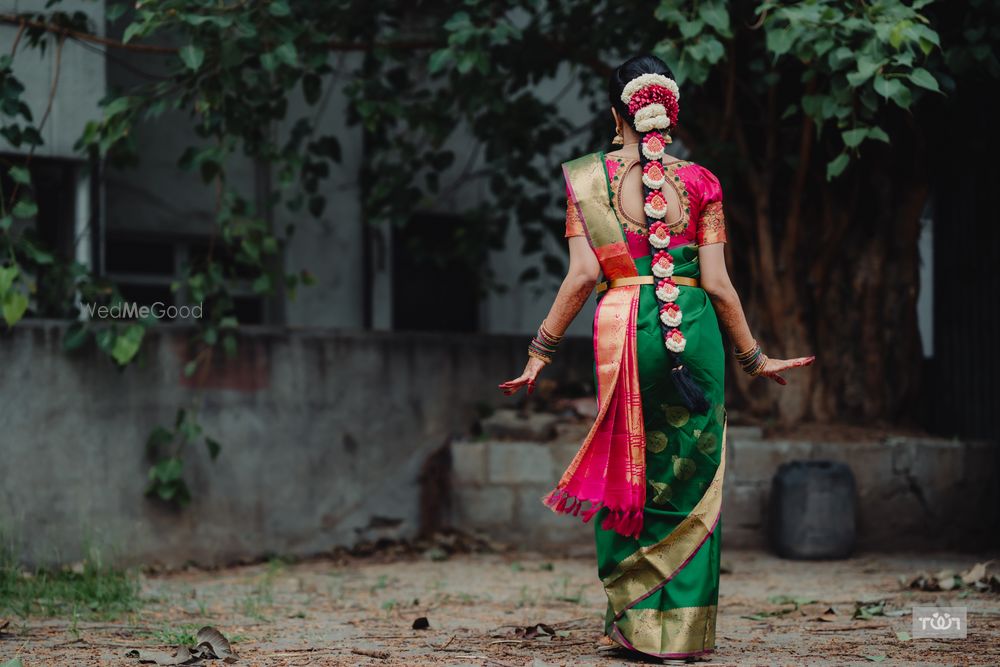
<box><xmin>552</xmin><ymin>152</ymin><xmax>727</xmax><ymax>658</ymax></box>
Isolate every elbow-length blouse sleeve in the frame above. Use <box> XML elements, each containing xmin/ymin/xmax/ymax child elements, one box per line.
<box><xmin>695</xmin><ymin>166</ymin><xmax>727</xmax><ymax>246</ymax></box>
<box><xmin>564</xmin><ymin>178</ymin><xmax>585</xmax><ymax>238</ymax></box>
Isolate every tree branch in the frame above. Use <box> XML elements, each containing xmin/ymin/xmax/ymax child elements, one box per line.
<box><xmin>0</xmin><ymin>14</ymin><xmax>177</xmax><ymax>53</ymax></box>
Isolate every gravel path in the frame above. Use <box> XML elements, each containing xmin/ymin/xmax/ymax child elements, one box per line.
<box><xmin>2</xmin><ymin>547</ymin><xmax>998</xmax><ymax>666</ymax></box>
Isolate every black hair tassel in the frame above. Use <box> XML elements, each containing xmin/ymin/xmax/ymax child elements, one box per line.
<box><xmin>670</xmin><ymin>360</ymin><xmax>710</xmax><ymax>414</ymax></box>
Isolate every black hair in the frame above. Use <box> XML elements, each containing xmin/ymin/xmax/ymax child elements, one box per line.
<box><xmin>608</xmin><ymin>54</ymin><xmax>675</xmax><ymax>131</ymax></box>
<box><xmin>608</xmin><ymin>55</ymin><xmax>710</xmax><ymax>414</ymax></box>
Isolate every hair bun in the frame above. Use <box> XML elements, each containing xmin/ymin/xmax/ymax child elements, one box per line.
<box><xmin>620</xmin><ymin>73</ymin><xmax>680</xmax><ymax>130</ymax></box>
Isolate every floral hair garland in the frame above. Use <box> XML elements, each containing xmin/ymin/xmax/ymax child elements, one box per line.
<box><xmin>625</xmin><ymin>71</ymin><xmax>707</xmax><ymax>411</ymax></box>
<box><xmin>620</xmin><ymin>73</ymin><xmax>680</xmax><ymax>133</ymax></box>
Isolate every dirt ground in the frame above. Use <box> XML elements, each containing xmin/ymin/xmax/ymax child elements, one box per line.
<box><xmin>2</xmin><ymin>546</ymin><xmax>999</xmax><ymax>667</ymax></box>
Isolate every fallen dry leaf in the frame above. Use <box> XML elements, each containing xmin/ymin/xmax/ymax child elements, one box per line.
<box><xmin>816</xmin><ymin>606</ymin><xmax>838</xmax><ymax>622</ymax></box>
<box><xmin>125</xmin><ymin>626</ymin><xmax>238</xmax><ymax>665</ymax></box>
<box><xmin>960</xmin><ymin>561</ymin><xmax>994</xmax><ymax>585</ymax></box>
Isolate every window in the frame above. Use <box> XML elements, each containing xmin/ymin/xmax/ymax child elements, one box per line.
<box><xmin>391</xmin><ymin>213</ymin><xmax>481</xmax><ymax>332</ymax></box>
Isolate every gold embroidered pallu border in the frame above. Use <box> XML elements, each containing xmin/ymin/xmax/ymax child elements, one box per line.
<box><xmin>604</xmin><ymin>422</ymin><xmax>727</xmax><ymax>618</ymax></box>
<box><xmin>613</xmin><ymin>605</ymin><xmax>718</xmax><ymax>656</ymax></box>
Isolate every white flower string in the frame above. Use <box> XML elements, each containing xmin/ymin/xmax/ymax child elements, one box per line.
<box><xmin>625</xmin><ymin>71</ymin><xmax>707</xmax><ymax>411</ymax></box>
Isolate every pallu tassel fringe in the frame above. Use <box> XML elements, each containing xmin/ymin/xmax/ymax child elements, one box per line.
<box><xmin>542</xmin><ymin>489</ymin><xmax>643</xmax><ymax>539</ymax></box>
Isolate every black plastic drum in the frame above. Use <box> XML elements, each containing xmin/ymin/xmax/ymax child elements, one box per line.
<box><xmin>768</xmin><ymin>460</ymin><xmax>857</xmax><ymax>559</ymax></box>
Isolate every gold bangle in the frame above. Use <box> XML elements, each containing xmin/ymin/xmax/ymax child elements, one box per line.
<box><xmin>538</xmin><ymin>320</ymin><xmax>564</xmax><ymax>344</ymax></box>
<box><xmin>748</xmin><ymin>353</ymin><xmax>768</xmax><ymax>377</ymax></box>
<box><xmin>734</xmin><ymin>340</ymin><xmax>760</xmax><ymax>361</ymax></box>
<box><xmin>527</xmin><ymin>348</ymin><xmax>553</xmax><ymax>365</ymax></box>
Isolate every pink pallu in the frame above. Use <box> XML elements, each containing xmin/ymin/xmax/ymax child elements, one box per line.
<box><xmin>542</xmin><ymin>152</ymin><xmax>647</xmax><ymax>539</ymax></box>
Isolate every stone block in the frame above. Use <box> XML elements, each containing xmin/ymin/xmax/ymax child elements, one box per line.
<box><xmin>727</xmin><ymin>439</ymin><xmax>816</xmax><ymax>485</ymax></box>
<box><xmin>553</xmin><ymin>420</ymin><xmax>591</xmax><ymax>444</ymax></box>
<box><xmin>551</xmin><ymin>442</ymin><xmax>583</xmax><ymax>470</ymax></box>
<box><xmin>450</xmin><ymin>440</ymin><xmax>486</xmax><ymax>485</ymax></box>
<box><xmin>722</xmin><ymin>483</ymin><xmax>767</xmax><ymax>531</ymax></box>
<box><xmin>480</xmin><ymin>409</ymin><xmax>559</xmax><ymax>441</ymax></box>
<box><xmin>727</xmin><ymin>425</ymin><xmax>764</xmax><ymax>442</ymax></box>
<box><xmin>811</xmin><ymin>441</ymin><xmax>892</xmax><ymax>491</ymax></box>
<box><xmin>488</xmin><ymin>441</ymin><xmax>555</xmax><ymax>484</ymax></box>
<box><xmin>515</xmin><ymin>485</ymin><xmax>594</xmax><ymax>546</ymax></box>
<box><xmin>453</xmin><ymin>485</ymin><xmax>516</xmax><ymax>526</ymax></box>
<box><xmin>721</xmin><ymin>525</ymin><xmax>766</xmax><ymax>550</ymax></box>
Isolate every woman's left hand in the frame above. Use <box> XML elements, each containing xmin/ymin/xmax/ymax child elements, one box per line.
<box><xmin>759</xmin><ymin>355</ymin><xmax>816</xmax><ymax>385</ymax></box>
<box><xmin>498</xmin><ymin>357</ymin><xmax>548</xmax><ymax>396</ymax></box>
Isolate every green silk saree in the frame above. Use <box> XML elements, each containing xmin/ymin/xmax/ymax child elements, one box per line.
<box><xmin>548</xmin><ymin>152</ymin><xmax>727</xmax><ymax>658</ymax></box>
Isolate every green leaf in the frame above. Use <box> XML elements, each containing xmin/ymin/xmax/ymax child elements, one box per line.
<box><xmin>149</xmin><ymin>457</ymin><xmax>184</xmax><ymax>483</ymax></box>
<box><xmin>456</xmin><ymin>51</ymin><xmax>479</xmax><ymax>74</ymax></box>
<box><xmin>889</xmin><ymin>20</ymin><xmax>912</xmax><ymax>49</ymax></box>
<box><xmin>106</xmin><ymin>3</ymin><xmax>129</xmax><ymax>21</ymax></box>
<box><xmin>826</xmin><ymin>153</ymin><xmax>850</xmax><ymax>180</ymax></box>
<box><xmin>874</xmin><ymin>76</ymin><xmax>911</xmax><ymax>108</ymax></box>
<box><xmin>222</xmin><ymin>334</ymin><xmax>237</xmax><ymax>358</ymax></box>
<box><xmin>146</xmin><ymin>426</ymin><xmax>174</xmax><ymax>456</ymax></box>
<box><xmin>178</xmin><ymin>413</ymin><xmax>202</xmax><ymax>442</ymax></box>
<box><xmin>179</xmin><ymin>44</ymin><xmax>205</xmax><ymax>71</ymax></box>
<box><xmin>184</xmin><ymin>359</ymin><xmax>199</xmax><ymax>377</ymax></box>
<box><xmin>122</xmin><ymin>22</ymin><xmax>145</xmax><ymax>44</ymax></box>
<box><xmin>829</xmin><ymin>46</ymin><xmax>853</xmax><ymax>68</ymax></box>
<box><xmin>0</xmin><ymin>265</ymin><xmax>18</xmax><ymax>294</ymax></box>
<box><xmin>842</xmin><ymin>127</ymin><xmax>869</xmax><ymax>148</ymax></box>
<box><xmin>205</xmin><ymin>437</ymin><xmax>222</xmax><ymax>461</ymax></box>
<box><xmin>268</xmin><ymin>0</ymin><xmax>291</xmax><ymax>16</ymax></box>
<box><xmin>2</xmin><ymin>290</ymin><xmax>28</xmax><ymax>327</ymax></box>
<box><xmin>8</xmin><ymin>165</ymin><xmax>30</xmax><ymax>184</ymax></box>
<box><xmin>3</xmin><ymin>658</ymin><xmax>25</xmax><ymax>667</ymax></box>
<box><xmin>274</xmin><ymin>42</ymin><xmax>298</xmax><ymax>67</ymax></box>
<box><xmin>698</xmin><ymin>3</ymin><xmax>730</xmax><ymax>33</ymax></box>
<box><xmin>678</xmin><ymin>19</ymin><xmax>705</xmax><ymax>40</ymax></box>
<box><xmin>848</xmin><ymin>56</ymin><xmax>882</xmax><ymax>87</ymax></box>
<box><xmin>766</xmin><ymin>28</ymin><xmax>795</xmax><ymax>57</ymax></box>
<box><xmin>443</xmin><ymin>11</ymin><xmax>472</xmax><ymax>31</ymax></box>
<box><xmin>868</xmin><ymin>126</ymin><xmax>890</xmax><ymax>143</ymax></box>
<box><xmin>0</xmin><ymin>216</ymin><xmax>11</xmax><ymax>231</ymax></box>
<box><xmin>20</xmin><ymin>238</ymin><xmax>53</xmax><ymax>265</ymax></box>
<box><xmin>260</xmin><ymin>52</ymin><xmax>278</xmax><ymax>71</ymax></box>
<box><xmin>12</xmin><ymin>199</ymin><xmax>37</xmax><ymax>219</ymax></box>
<box><xmin>428</xmin><ymin>49</ymin><xmax>453</xmax><ymax>74</ymax></box>
<box><xmin>252</xmin><ymin>274</ymin><xmax>272</xmax><ymax>294</ymax></box>
<box><xmin>909</xmin><ymin>67</ymin><xmax>940</xmax><ymax>93</ymax></box>
<box><xmin>111</xmin><ymin>323</ymin><xmax>145</xmax><ymax>365</ymax></box>
<box><xmin>62</xmin><ymin>322</ymin><xmax>89</xmax><ymax>352</ymax></box>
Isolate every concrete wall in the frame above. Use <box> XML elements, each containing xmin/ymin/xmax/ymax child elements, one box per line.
<box><xmin>0</xmin><ymin>321</ymin><xmax>593</xmax><ymax>567</ymax></box>
<box><xmin>451</xmin><ymin>426</ymin><xmax>999</xmax><ymax>553</ymax></box>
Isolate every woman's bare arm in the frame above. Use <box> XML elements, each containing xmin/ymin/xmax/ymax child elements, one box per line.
<box><xmin>699</xmin><ymin>243</ymin><xmax>814</xmax><ymax>384</ymax></box>
<box><xmin>499</xmin><ymin>236</ymin><xmax>600</xmax><ymax>395</ymax></box>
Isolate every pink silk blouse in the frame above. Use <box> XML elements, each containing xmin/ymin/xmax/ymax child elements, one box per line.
<box><xmin>565</xmin><ymin>156</ymin><xmax>727</xmax><ymax>254</ymax></box>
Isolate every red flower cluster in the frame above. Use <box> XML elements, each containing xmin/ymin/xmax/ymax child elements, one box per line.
<box><xmin>627</xmin><ymin>85</ymin><xmax>680</xmax><ymax>126</ymax></box>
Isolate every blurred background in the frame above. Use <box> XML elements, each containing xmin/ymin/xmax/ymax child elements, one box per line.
<box><xmin>1</xmin><ymin>0</ymin><xmax>999</xmax><ymax>568</ymax></box>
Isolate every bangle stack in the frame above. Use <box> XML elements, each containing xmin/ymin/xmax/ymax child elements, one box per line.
<box><xmin>528</xmin><ymin>321</ymin><xmax>563</xmax><ymax>365</ymax></box>
<box><xmin>735</xmin><ymin>341</ymin><xmax>768</xmax><ymax>377</ymax></box>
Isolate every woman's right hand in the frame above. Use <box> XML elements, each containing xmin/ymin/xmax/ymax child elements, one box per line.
<box><xmin>498</xmin><ymin>357</ymin><xmax>548</xmax><ymax>396</ymax></box>
<box><xmin>758</xmin><ymin>355</ymin><xmax>816</xmax><ymax>385</ymax></box>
